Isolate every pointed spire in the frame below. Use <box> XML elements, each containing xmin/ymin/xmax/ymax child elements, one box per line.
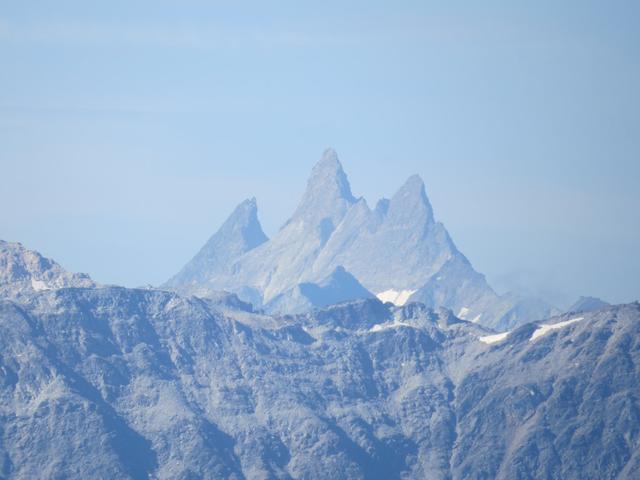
<box><xmin>222</xmin><ymin>197</ymin><xmax>268</xmax><ymax>250</ymax></box>
<box><xmin>288</xmin><ymin>149</ymin><xmax>357</xmax><ymax>225</ymax></box>
<box><xmin>164</xmin><ymin>197</ymin><xmax>268</xmax><ymax>287</ymax></box>
<box><xmin>305</xmin><ymin>148</ymin><xmax>355</xmax><ymax>203</ymax></box>
<box><xmin>395</xmin><ymin>175</ymin><xmax>428</xmax><ymax>203</ymax></box>
<box><xmin>229</xmin><ymin>196</ymin><xmax>257</xmax><ymax>221</ymax></box>
<box><xmin>386</xmin><ymin>174</ymin><xmax>434</xmax><ymax>225</ymax></box>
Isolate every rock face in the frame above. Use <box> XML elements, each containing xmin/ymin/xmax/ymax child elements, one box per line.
<box><xmin>165</xmin><ymin>149</ymin><xmax>555</xmax><ymax>330</ymax></box>
<box><xmin>1</xmin><ymin>243</ymin><xmax>639</xmax><ymax>479</ymax></box>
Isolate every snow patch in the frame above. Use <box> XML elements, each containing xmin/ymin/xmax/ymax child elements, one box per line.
<box><xmin>530</xmin><ymin>317</ymin><xmax>584</xmax><ymax>342</ymax></box>
<box><xmin>369</xmin><ymin>321</ymin><xmax>412</xmax><ymax>333</ymax></box>
<box><xmin>479</xmin><ymin>316</ymin><xmax>585</xmax><ymax>345</ymax></box>
<box><xmin>479</xmin><ymin>332</ymin><xmax>509</xmax><ymax>344</ymax></box>
<box><xmin>376</xmin><ymin>289</ymin><xmax>417</xmax><ymax>306</ymax></box>
<box><xmin>31</xmin><ymin>279</ymin><xmax>50</xmax><ymax>291</ymax></box>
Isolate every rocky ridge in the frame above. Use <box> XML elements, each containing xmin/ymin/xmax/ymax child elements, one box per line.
<box><xmin>0</xmin><ymin>243</ymin><xmax>638</xmax><ymax>479</ymax></box>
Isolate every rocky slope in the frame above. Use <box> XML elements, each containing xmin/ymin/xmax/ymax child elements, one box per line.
<box><xmin>1</xmin><ymin>243</ymin><xmax>638</xmax><ymax>479</ymax></box>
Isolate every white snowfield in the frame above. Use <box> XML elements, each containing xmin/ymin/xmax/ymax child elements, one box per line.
<box><xmin>479</xmin><ymin>316</ymin><xmax>585</xmax><ymax>345</ymax></box>
<box><xmin>530</xmin><ymin>317</ymin><xmax>584</xmax><ymax>341</ymax></box>
<box><xmin>369</xmin><ymin>321</ymin><xmax>413</xmax><ymax>333</ymax></box>
<box><xmin>376</xmin><ymin>289</ymin><xmax>417</xmax><ymax>306</ymax></box>
<box><xmin>31</xmin><ymin>279</ymin><xmax>50</xmax><ymax>291</ymax></box>
<box><xmin>457</xmin><ymin>307</ymin><xmax>481</xmax><ymax>323</ymax></box>
<box><xmin>479</xmin><ymin>332</ymin><xmax>510</xmax><ymax>344</ymax></box>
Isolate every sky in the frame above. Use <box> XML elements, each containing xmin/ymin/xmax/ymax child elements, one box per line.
<box><xmin>1</xmin><ymin>0</ymin><xmax>638</xmax><ymax>307</ymax></box>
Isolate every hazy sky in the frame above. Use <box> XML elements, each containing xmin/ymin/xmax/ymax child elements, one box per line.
<box><xmin>1</xmin><ymin>1</ymin><xmax>638</xmax><ymax>307</ymax></box>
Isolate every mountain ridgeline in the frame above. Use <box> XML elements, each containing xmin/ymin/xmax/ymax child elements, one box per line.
<box><xmin>0</xmin><ymin>240</ymin><xmax>638</xmax><ymax>479</ymax></box>
<box><xmin>166</xmin><ymin>149</ymin><xmax>557</xmax><ymax>330</ymax></box>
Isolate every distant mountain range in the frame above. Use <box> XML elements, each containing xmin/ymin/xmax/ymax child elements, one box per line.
<box><xmin>166</xmin><ymin>149</ymin><xmax>558</xmax><ymax>330</ymax></box>
<box><xmin>0</xmin><ymin>239</ymin><xmax>638</xmax><ymax>479</ymax></box>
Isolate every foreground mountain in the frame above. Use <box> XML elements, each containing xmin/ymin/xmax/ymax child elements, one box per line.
<box><xmin>166</xmin><ymin>149</ymin><xmax>556</xmax><ymax>330</ymax></box>
<box><xmin>1</xmin><ymin>243</ymin><xmax>639</xmax><ymax>479</ymax></box>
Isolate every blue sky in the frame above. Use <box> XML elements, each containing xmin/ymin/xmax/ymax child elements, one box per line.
<box><xmin>1</xmin><ymin>1</ymin><xmax>639</xmax><ymax>306</ymax></box>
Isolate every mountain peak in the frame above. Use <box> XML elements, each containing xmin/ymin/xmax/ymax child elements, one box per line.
<box><xmin>240</xmin><ymin>196</ymin><xmax>257</xmax><ymax>209</ymax></box>
<box><xmin>320</xmin><ymin>147</ymin><xmax>339</xmax><ymax>165</ymax></box>
<box><xmin>398</xmin><ymin>174</ymin><xmax>427</xmax><ymax>199</ymax></box>
<box><xmin>164</xmin><ymin>198</ymin><xmax>268</xmax><ymax>287</ymax></box>
<box><xmin>0</xmin><ymin>240</ymin><xmax>95</xmax><ymax>297</ymax></box>
<box><xmin>306</xmin><ymin>148</ymin><xmax>355</xmax><ymax>202</ymax></box>
<box><xmin>567</xmin><ymin>296</ymin><xmax>610</xmax><ymax>314</ymax></box>
<box><xmin>386</xmin><ymin>174</ymin><xmax>433</xmax><ymax>225</ymax></box>
<box><xmin>289</xmin><ymin>149</ymin><xmax>356</xmax><ymax>225</ymax></box>
<box><xmin>225</xmin><ymin>197</ymin><xmax>267</xmax><ymax>248</ymax></box>
<box><xmin>228</xmin><ymin>196</ymin><xmax>257</xmax><ymax>221</ymax></box>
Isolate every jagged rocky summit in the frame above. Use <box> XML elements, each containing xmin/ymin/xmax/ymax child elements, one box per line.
<box><xmin>0</xmin><ymin>240</ymin><xmax>95</xmax><ymax>300</ymax></box>
<box><xmin>1</xmin><ymin>242</ymin><xmax>639</xmax><ymax>479</ymax></box>
<box><xmin>166</xmin><ymin>149</ymin><xmax>557</xmax><ymax>330</ymax></box>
